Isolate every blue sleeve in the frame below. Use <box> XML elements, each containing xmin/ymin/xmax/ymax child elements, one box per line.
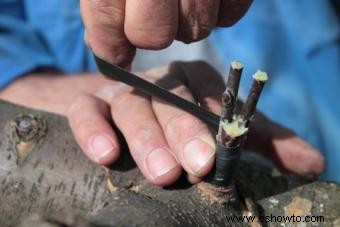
<box><xmin>0</xmin><ymin>0</ymin><xmax>97</xmax><ymax>89</ymax></box>
<box><xmin>0</xmin><ymin>1</ymin><xmax>53</xmax><ymax>88</ymax></box>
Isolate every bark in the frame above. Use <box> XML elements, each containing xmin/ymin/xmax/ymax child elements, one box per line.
<box><xmin>0</xmin><ymin>101</ymin><xmax>109</xmax><ymax>226</ymax></box>
<box><xmin>221</xmin><ymin>62</ymin><xmax>243</xmax><ymax>122</ymax></box>
<box><xmin>0</xmin><ymin>100</ymin><xmax>339</xmax><ymax>227</ymax></box>
<box><xmin>241</xmin><ymin>77</ymin><xmax>266</xmax><ymax>122</ymax></box>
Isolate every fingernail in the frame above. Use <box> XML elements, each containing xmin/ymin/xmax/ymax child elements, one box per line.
<box><xmin>89</xmin><ymin>135</ymin><xmax>115</xmax><ymax>162</ymax></box>
<box><xmin>146</xmin><ymin>148</ymin><xmax>178</xmax><ymax>179</ymax></box>
<box><xmin>183</xmin><ymin>138</ymin><xmax>215</xmax><ymax>174</ymax></box>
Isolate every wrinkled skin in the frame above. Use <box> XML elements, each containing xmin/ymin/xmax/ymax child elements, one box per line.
<box><xmin>80</xmin><ymin>0</ymin><xmax>253</xmax><ymax>68</ymax></box>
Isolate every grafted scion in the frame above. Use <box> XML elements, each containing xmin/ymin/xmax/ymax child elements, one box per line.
<box><xmin>220</xmin><ymin>61</ymin><xmax>243</xmax><ymax>123</ymax></box>
<box><xmin>210</xmin><ymin>62</ymin><xmax>268</xmax><ymax>189</ymax></box>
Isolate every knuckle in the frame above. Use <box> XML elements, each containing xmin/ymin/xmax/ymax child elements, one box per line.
<box><xmin>178</xmin><ymin>23</ymin><xmax>212</xmax><ymax>43</ymax></box>
<box><xmin>89</xmin><ymin>0</ymin><xmax>124</xmax><ymax>23</ymax></box>
<box><xmin>130</xmin><ymin>122</ymin><xmax>156</xmax><ymax>141</ymax></box>
<box><xmin>190</xmin><ymin>24</ymin><xmax>212</xmax><ymax>41</ymax></box>
<box><xmin>165</xmin><ymin>113</ymin><xmax>206</xmax><ymax>141</ymax></box>
<box><xmin>86</xmin><ymin>116</ymin><xmax>106</xmax><ymax>129</ymax></box>
<box><xmin>126</xmin><ymin>25</ymin><xmax>175</xmax><ymax>49</ymax></box>
<box><xmin>67</xmin><ymin>96</ymin><xmax>102</xmax><ymax>128</ymax></box>
<box><xmin>128</xmin><ymin>124</ymin><xmax>164</xmax><ymax>154</ymax></box>
<box><xmin>95</xmin><ymin>83</ymin><xmax>128</xmax><ymax>104</ymax></box>
<box><xmin>178</xmin><ymin>1</ymin><xmax>216</xmax><ymax>43</ymax></box>
<box><xmin>79</xmin><ymin>115</ymin><xmax>104</xmax><ymax>131</ymax></box>
<box><xmin>110</xmin><ymin>89</ymin><xmax>134</xmax><ymax>109</ymax></box>
<box><xmin>67</xmin><ymin>93</ymin><xmax>91</xmax><ymax>116</ymax></box>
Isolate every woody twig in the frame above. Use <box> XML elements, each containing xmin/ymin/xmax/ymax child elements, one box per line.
<box><xmin>221</xmin><ymin>61</ymin><xmax>243</xmax><ymax>122</ymax></box>
<box><xmin>241</xmin><ymin>70</ymin><xmax>268</xmax><ymax>123</ymax></box>
<box><xmin>209</xmin><ymin>63</ymin><xmax>268</xmax><ymax>188</ymax></box>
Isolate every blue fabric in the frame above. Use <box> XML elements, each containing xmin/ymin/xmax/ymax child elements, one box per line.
<box><xmin>0</xmin><ymin>0</ymin><xmax>96</xmax><ymax>88</ymax></box>
<box><xmin>211</xmin><ymin>0</ymin><xmax>340</xmax><ymax>182</ymax></box>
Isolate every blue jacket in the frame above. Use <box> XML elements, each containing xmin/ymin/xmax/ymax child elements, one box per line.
<box><xmin>0</xmin><ymin>0</ymin><xmax>96</xmax><ymax>88</ymax></box>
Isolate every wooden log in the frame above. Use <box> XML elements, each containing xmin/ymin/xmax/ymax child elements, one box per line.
<box><xmin>0</xmin><ymin>100</ymin><xmax>109</xmax><ymax>226</ymax></box>
<box><xmin>0</xmin><ymin>100</ymin><xmax>339</xmax><ymax>226</ymax></box>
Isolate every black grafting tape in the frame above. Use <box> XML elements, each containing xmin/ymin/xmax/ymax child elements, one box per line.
<box><xmin>209</xmin><ymin>142</ymin><xmax>241</xmax><ymax>187</ymax></box>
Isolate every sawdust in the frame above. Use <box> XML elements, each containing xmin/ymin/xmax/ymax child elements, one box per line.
<box><xmin>197</xmin><ymin>182</ymin><xmax>236</xmax><ymax>205</ymax></box>
<box><xmin>284</xmin><ymin>196</ymin><xmax>312</xmax><ymax>217</ymax></box>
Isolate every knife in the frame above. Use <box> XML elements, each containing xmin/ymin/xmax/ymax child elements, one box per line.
<box><xmin>94</xmin><ymin>55</ymin><xmax>220</xmax><ymax>132</ymax></box>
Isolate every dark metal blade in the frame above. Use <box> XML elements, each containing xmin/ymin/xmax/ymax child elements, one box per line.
<box><xmin>94</xmin><ymin>55</ymin><xmax>220</xmax><ymax>132</ymax></box>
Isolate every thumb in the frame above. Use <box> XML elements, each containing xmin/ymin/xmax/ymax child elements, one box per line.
<box><xmin>80</xmin><ymin>0</ymin><xmax>135</xmax><ymax>68</ymax></box>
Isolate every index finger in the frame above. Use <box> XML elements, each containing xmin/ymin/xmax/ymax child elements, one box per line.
<box><xmin>80</xmin><ymin>0</ymin><xmax>135</xmax><ymax>68</ymax></box>
<box><xmin>125</xmin><ymin>0</ymin><xmax>178</xmax><ymax>49</ymax></box>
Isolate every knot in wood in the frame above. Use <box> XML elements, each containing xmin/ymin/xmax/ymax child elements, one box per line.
<box><xmin>222</xmin><ymin>90</ymin><xmax>234</xmax><ymax>108</ymax></box>
<box><xmin>12</xmin><ymin>114</ymin><xmax>46</xmax><ymax>141</ymax></box>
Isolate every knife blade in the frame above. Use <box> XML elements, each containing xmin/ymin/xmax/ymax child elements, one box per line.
<box><xmin>94</xmin><ymin>55</ymin><xmax>220</xmax><ymax>132</ymax></box>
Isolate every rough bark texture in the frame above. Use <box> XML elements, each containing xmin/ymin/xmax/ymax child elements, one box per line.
<box><xmin>0</xmin><ymin>100</ymin><xmax>339</xmax><ymax>226</ymax></box>
<box><xmin>0</xmin><ymin>101</ymin><xmax>109</xmax><ymax>226</ymax></box>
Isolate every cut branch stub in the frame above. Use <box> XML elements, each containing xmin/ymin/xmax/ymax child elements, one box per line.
<box><xmin>11</xmin><ymin>114</ymin><xmax>46</xmax><ymax>141</ymax></box>
<box><xmin>240</xmin><ymin>70</ymin><xmax>268</xmax><ymax>123</ymax></box>
<box><xmin>221</xmin><ymin>61</ymin><xmax>243</xmax><ymax>122</ymax></box>
<box><xmin>9</xmin><ymin>114</ymin><xmax>46</xmax><ymax>165</ymax></box>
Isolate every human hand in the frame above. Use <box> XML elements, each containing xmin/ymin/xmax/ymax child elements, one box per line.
<box><xmin>65</xmin><ymin>61</ymin><xmax>324</xmax><ymax>185</ymax></box>
<box><xmin>80</xmin><ymin>0</ymin><xmax>253</xmax><ymax>68</ymax></box>
<box><xmin>0</xmin><ymin>62</ymin><xmax>324</xmax><ymax>185</ymax></box>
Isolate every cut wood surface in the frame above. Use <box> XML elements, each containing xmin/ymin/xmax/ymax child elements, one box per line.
<box><xmin>0</xmin><ymin>100</ymin><xmax>339</xmax><ymax>226</ymax></box>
